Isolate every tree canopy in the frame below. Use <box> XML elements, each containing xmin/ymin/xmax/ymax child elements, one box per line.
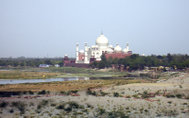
<box><xmin>90</xmin><ymin>53</ymin><xmax>189</xmax><ymax>70</ymax></box>
<box><xmin>0</xmin><ymin>57</ymin><xmax>63</xmax><ymax>67</ymax></box>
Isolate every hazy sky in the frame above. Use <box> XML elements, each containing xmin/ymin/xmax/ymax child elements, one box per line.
<box><xmin>0</xmin><ymin>0</ymin><xmax>189</xmax><ymax>58</ymax></box>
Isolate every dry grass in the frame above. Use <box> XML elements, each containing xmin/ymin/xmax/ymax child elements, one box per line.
<box><xmin>0</xmin><ymin>79</ymin><xmax>149</xmax><ymax>92</ymax></box>
<box><xmin>0</xmin><ymin>70</ymin><xmax>60</xmax><ymax>79</ymax></box>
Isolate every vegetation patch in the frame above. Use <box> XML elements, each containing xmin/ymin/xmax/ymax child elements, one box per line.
<box><xmin>86</xmin><ymin>88</ymin><xmax>97</xmax><ymax>96</ymax></box>
<box><xmin>60</xmin><ymin>90</ymin><xmax>79</xmax><ymax>96</ymax></box>
<box><xmin>56</xmin><ymin>101</ymin><xmax>84</xmax><ymax>113</ymax></box>
<box><xmin>113</xmin><ymin>92</ymin><xmax>120</xmax><ymax>97</ymax></box>
<box><xmin>0</xmin><ymin>70</ymin><xmax>60</xmax><ymax>79</ymax></box>
<box><xmin>11</xmin><ymin>101</ymin><xmax>26</xmax><ymax>114</ymax></box>
<box><xmin>0</xmin><ymin>101</ymin><xmax>8</xmax><ymax>108</ymax></box>
<box><xmin>37</xmin><ymin>90</ymin><xmax>50</xmax><ymax>95</ymax></box>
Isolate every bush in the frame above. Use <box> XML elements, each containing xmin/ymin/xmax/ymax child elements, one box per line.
<box><xmin>40</xmin><ymin>100</ymin><xmax>49</xmax><ymax>106</ymax></box>
<box><xmin>64</xmin><ymin>105</ymin><xmax>72</xmax><ymax>112</ymax></box>
<box><xmin>0</xmin><ymin>92</ymin><xmax>22</xmax><ymax>97</ymax></box>
<box><xmin>0</xmin><ymin>101</ymin><xmax>8</xmax><ymax>108</ymax></box>
<box><xmin>61</xmin><ymin>101</ymin><xmax>79</xmax><ymax>112</ymax></box>
<box><xmin>60</xmin><ymin>91</ymin><xmax>67</xmax><ymax>95</ymax></box>
<box><xmin>86</xmin><ymin>88</ymin><xmax>97</xmax><ymax>96</ymax></box>
<box><xmin>113</xmin><ymin>92</ymin><xmax>119</xmax><ymax>97</ymax></box>
<box><xmin>132</xmin><ymin>94</ymin><xmax>139</xmax><ymax>98</ymax></box>
<box><xmin>9</xmin><ymin>109</ymin><xmax>14</xmax><ymax>113</ymax></box>
<box><xmin>56</xmin><ymin>101</ymin><xmax>83</xmax><ymax>112</ymax></box>
<box><xmin>60</xmin><ymin>90</ymin><xmax>78</xmax><ymax>95</ymax></box>
<box><xmin>166</xmin><ymin>94</ymin><xmax>175</xmax><ymax>98</ymax></box>
<box><xmin>98</xmin><ymin>108</ymin><xmax>106</xmax><ymax>115</ymax></box>
<box><xmin>38</xmin><ymin>90</ymin><xmax>49</xmax><ymax>95</ymax></box>
<box><xmin>100</xmin><ymin>90</ymin><xmax>108</xmax><ymax>96</ymax></box>
<box><xmin>37</xmin><ymin>100</ymin><xmax>49</xmax><ymax>111</ymax></box>
<box><xmin>11</xmin><ymin>101</ymin><xmax>26</xmax><ymax>114</ymax></box>
<box><xmin>28</xmin><ymin>91</ymin><xmax>34</xmax><ymax>95</ymax></box>
<box><xmin>56</xmin><ymin>104</ymin><xmax>65</xmax><ymax>109</ymax></box>
<box><xmin>176</xmin><ymin>94</ymin><xmax>183</xmax><ymax>98</ymax></box>
<box><xmin>108</xmin><ymin>110</ymin><xmax>128</xmax><ymax>118</ymax></box>
<box><xmin>71</xmin><ymin>90</ymin><xmax>78</xmax><ymax>94</ymax></box>
<box><xmin>50</xmin><ymin>103</ymin><xmax>57</xmax><ymax>107</ymax></box>
<box><xmin>22</xmin><ymin>91</ymin><xmax>27</xmax><ymax>94</ymax></box>
<box><xmin>141</xmin><ymin>91</ymin><xmax>149</xmax><ymax>98</ymax></box>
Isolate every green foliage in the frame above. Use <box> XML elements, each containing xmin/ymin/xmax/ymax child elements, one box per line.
<box><xmin>108</xmin><ymin>109</ymin><xmax>129</xmax><ymax>118</ymax></box>
<box><xmin>141</xmin><ymin>91</ymin><xmax>149</xmax><ymax>98</ymax></box>
<box><xmin>95</xmin><ymin>107</ymin><xmax>129</xmax><ymax>118</ymax></box>
<box><xmin>98</xmin><ymin>108</ymin><xmax>106</xmax><ymax>115</ymax></box>
<box><xmin>9</xmin><ymin>109</ymin><xmax>14</xmax><ymax>113</ymax></box>
<box><xmin>70</xmin><ymin>90</ymin><xmax>78</xmax><ymax>94</ymax></box>
<box><xmin>56</xmin><ymin>101</ymin><xmax>83</xmax><ymax>113</ymax></box>
<box><xmin>132</xmin><ymin>94</ymin><xmax>139</xmax><ymax>98</ymax></box>
<box><xmin>99</xmin><ymin>90</ymin><xmax>108</xmax><ymax>96</ymax></box>
<box><xmin>37</xmin><ymin>90</ymin><xmax>49</xmax><ymax>95</ymax></box>
<box><xmin>11</xmin><ymin>101</ymin><xmax>26</xmax><ymax>114</ymax></box>
<box><xmin>166</xmin><ymin>94</ymin><xmax>175</xmax><ymax>98</ymax></box>
<box><xmin>0</xmin><ymin>101</ymin><xmax>8</xmax><ymax>108</ymax></box>
<box><xmin>113</xmin><ymin>92</ymin><xmax>120</xmax><ymax>97</ymax></box>
<box><xmin>175</xmin><ymin>94</ymin><xmax>183</xmax><ymax>98</ymax></box>
<box><xmin>0</xmin><ymin>57</ymin><xmax>63</xmax><ymax>67</ymax></box>
<box><xmin>90</xmin><ymin>54</ymin><xmax>111</xmax><ymax>69</ymax></box>
<box><xmin>60</xmin><ymin>90</ymin><xmax>78</xmax><ymax>95</ymax></box>
<box><xmin>56</xmin><ymin>104</ymin><xmax>65</xmax><ymax>109</ymax></box>
<box><xmin>36</xmin><ymin>100</ymin><xmax>49</xmax><ymax>113</ymax></box>
<box><xmin>28</xmin><ymin>90</ymin><xmax>34</xmax><ymax>95</ymax></box>
<box><xmin>90</xmin><ymin>53</ymin><xmax>189</xmax><ymax>70</ymax></box>
<box><xmin>86</xmin><ymin>88</ymin><xmax>97</xmax><ymax>96</ymax></box>
<box><xmin>40</xmin><ymin>100</ymin><xmax>49</xmax><ymax>106</ymax></box>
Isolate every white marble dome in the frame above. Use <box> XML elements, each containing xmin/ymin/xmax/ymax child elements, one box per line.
<box><xmin>114</xmin><ymin>44</ymin><xmax>122</xmax><ymax>52</ymax></box>
<box><xmin>79</xmin><ymin>50</ymin><xmax>84</xmax><ymax>53</ymax></box>
<box><xmin>96</xmin><ymin>34</ymin><xmax>109</xmax><ymax>46</ymax></box>
<box><xmin>107</xmin><ymin>48</ymin><xmax>114</xmax><ymax>53</ymax></box>
<box><xmin>123</xmin><ymin>48</ymin><xmax>128</xmax><ymax>53</ymax></box>
<box><xmin>108</xmin><ymin>45</ymin><xmax>113</xmax><ymax>48</ymax></box>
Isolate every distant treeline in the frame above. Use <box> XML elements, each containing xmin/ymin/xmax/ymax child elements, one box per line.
<box><xmin>0</xmin><ymin>57</ymin><xmax>64</xmax><ymax>67</ymax></box>
<box><xmin>1</xmin><ymin>54</ymin><xmax>189</xmax><ymax>70</ymax></box>
<box><xmin>90</xmin><ymin>54</ymin><xmax>189</xmax><ymax>70</ymax></box>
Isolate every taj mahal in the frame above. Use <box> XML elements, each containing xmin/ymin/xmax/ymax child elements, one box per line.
<box><xmin>75</xmin><ymin>33</ymin><xmax>132</xmax><ymax>64</ymax></box>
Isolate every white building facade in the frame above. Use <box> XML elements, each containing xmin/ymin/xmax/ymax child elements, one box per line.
<box><xmin>75</xmin><ymin>33</ymin><xmax>131</xmax><ymax>64</ymax></box>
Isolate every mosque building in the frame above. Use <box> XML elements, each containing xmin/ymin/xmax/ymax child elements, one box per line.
<box><xmin>75</xmin><ymin>33</ymin><xmax>132</xmax><ymax>64</ymax></box>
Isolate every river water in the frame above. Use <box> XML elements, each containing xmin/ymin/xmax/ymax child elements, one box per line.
<box><xmin>0</xmin><ymin>77</ymin><xmax>90</xmax><ymax>85</ymax></box>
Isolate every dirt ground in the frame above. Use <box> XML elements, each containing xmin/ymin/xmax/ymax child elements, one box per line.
<box><xmin>0</xmin><ymin>72</ymin><xmax>189</xmax><ymax>118</ymax></box>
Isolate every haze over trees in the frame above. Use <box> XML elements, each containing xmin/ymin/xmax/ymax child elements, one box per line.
<box><xmin>91</xmin><ymin>53</ymin><xmax>189</xmax><ymax>70</ymax></box>
<box><xmin>0</xmin><ymin>54</ymin><xmax>189</xmax><ymax>71</ymax></box>
<box><xmin>0</xmin><ymin>57</ymin><xmax>63</xmax><ymax>67</ymax></box>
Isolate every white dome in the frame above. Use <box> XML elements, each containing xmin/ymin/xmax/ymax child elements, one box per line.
<box><xmin>79</xmin><ymin>50</ymin><xmax>84</xmax><ymax>53</ymax></box>
<box><xmin>91</xmin><ymin>45</ymin><xmax>98</xmax><ymax>48</ymax></box>
<box><xmin>123</xmin><ymin>48</ymin><xmax>128</xmax><ymax>53</ymax></box>
<box><xmin>114</xmin><ymin>44</ymin><xmax>122</xmax><ymax>52</ymax></box>
<box><xmin>109</xmin><ymin>45</ymin><xmax>113</xmax><ymax>48</ymax></box>
<box><xmin>96</xmin><ymin>34</ymin><xmax>109</xmax><ymax>46</ymax></box>
<box><xmin>107</xmin><ymin>48</ymin><xmax>113</xmax><ymax>53</ymax></box>
<box><xmin>123</xmin><ymin>43</ymin><xmax>129</xmax><ymax>53</ymax></box>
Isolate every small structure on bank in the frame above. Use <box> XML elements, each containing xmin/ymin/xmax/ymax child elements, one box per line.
<box><xmin>39</xmin><ymin>64</ymin><xmax>50</xmax><ymax>68</ymax></box>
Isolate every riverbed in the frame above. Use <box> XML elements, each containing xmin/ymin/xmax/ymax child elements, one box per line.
<box><xmin>0</xmin><ymin>77</ymin><xmax>90</xmax><ymax>85</ymax></box>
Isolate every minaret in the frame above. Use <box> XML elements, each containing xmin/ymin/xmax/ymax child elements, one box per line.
<box><xmin>126</xmin><ymin>43</ymin><xmax>129</xmax><ymax>52</ymax></box>
<box><xmin>76</xmin><ymin>43</ymin><xmax>79</xmax><ymax>63</ymax></box>
<box><xmin>84</xmin><ymin>42</ymin><xmax>89</xmax><ymax>64</ymax></box>
<box><xmin>101</xmin><ymin>30</ymin><xmax>103</xmax><ymax>35</ymax></box>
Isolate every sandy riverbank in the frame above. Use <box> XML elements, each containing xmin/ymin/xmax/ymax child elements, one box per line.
<box><xmin>0</xmin><ymin>72</ymin><xmax>189</xmax><ymax>118</ymax></box>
